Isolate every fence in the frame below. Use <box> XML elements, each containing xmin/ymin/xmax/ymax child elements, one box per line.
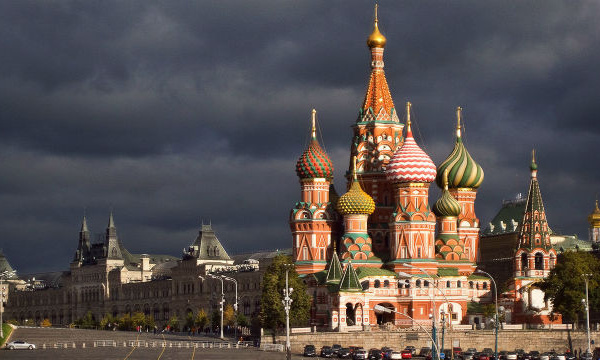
<box><xmin>39</xmin><ymin>340</ymin><xmax>255</xmax><ymax>350</ymax></box>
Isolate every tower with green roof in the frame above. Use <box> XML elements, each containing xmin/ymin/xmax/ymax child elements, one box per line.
<box><xmin>514</xmin><ymin>150</ymin><xmax>556</xmax><ymax>279</ymax></box>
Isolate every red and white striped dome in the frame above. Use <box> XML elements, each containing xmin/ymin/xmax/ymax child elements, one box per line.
<box><xmin>385</xmin><ymin>126</ymin><xmax>436</xmax><ymax>183</ymax></box>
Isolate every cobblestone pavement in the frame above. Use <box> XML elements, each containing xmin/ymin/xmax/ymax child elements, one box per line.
<box><xmin>2</xmin><ymin>327</ymin><xmax>301</xmax><ymax>359</ymax></box>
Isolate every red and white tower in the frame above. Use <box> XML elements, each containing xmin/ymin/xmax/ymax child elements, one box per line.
<box><xmin>349</xmin><ymin>5</ymin><xmax>404</xmax><ymax>255</ymax></box>
<box><xmin>290</xmin><ymin>109</ymin><xmax>338</xmax><ymax>274</ymax></box>
<box><xmin>385</xmin><ymin>102</ymin><xmax>438</xmax><ymax>272</ymax></box>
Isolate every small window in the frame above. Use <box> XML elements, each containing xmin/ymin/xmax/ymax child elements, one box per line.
<box><xmin>384</xmin><ymin>280</ymin><xmax>390</xmax><ymax>288</ymax></box>
<box><xmin>457</xmin><ymin>281</ymin><xmax>462</xmax><ymax>288</ymax></box>
<box><xmin>483</xmin><ymin>282</ymin><xmax>488</xmax><ymax>290</ymax></box>
<box><xmin>374</xmin><ymin>280</ymin><xmax>381</xmax><ymax>288</ymax></box>
<box><xmin>446</xmin><ymin>280</ymin><xmax>451</xmax><ymax>288</ymax></box>
<box><xmin>424</xmin><ymin>280</ymin><xmax>429</xmax><ymax>287</ymax></box>
<box><xmin>416</xmin><ymin>280</ymin><xmax>421</xmax><ymax>288</ymax></box>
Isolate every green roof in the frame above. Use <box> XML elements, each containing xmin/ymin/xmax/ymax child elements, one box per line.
<box><xmin>355</xmin><ymin>267</ymin><xmax>397</xmax><ymax>279</ymax></box>
<box><xmin>553</xmin><ymin>235</ymin><xmax>592</xmax><ymax>252</ymax></box>
<box><xmin>467</xmin><ymin>274</ymin><xmax>489</xmax><ymax>280</ymax></box>
<box><xmin>339</xmin><ymin>262</ymin><xmax>362</xmax><ymax>292</ymax></box>
<box><xmin>483</xmin><ymin>197</ymin><xmax>526</xmax><ymax>235</ymax></box>
<box><xmin>437</xmin><ymin>268</ymin><xmax>460</xmax><ymax>277</ymax></box>
<box><xmin>325</xmin><ymin>253</ymin><xmax>343</xmax><ymax>283</ymax></box>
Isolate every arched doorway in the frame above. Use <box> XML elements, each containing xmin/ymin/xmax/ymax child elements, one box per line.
<box><xmin>345</xmin><ymin>303</ymin><xmax>356</xmax><ymax>326</ymax></box>
<box><xmin>374</xmin><ymin>303</ymin><xmax>395</xmax><ymax>325</ymax></box>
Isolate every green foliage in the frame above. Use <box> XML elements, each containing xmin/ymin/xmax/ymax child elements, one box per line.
<box><xmin>168</xmin><ymin>315</ymin><xmax>180</xmax><ymax>331</ymax></box>
<box><xmin>131</xmin><ymin>312</ymin><xmax>146</xmax><ymax>327</ymax></box>
<box><xmin>236</xmin><ymin>312</ymin><xmax>248</xmax><ymax>327</ymax></box>
<box><xmin>99</xmin><ymin>313</ymin><xmax>116</xmax><ymax>329</ymax></box>
<box><xmin>41</xmin><ymin>318</ymin><xmax>52</xmax><ymax>327</ymax></box>
<box><xmin>195</xmin><ymin>308</ymin><xmax>209</xmax><ymax>329</ymax></box>
<box><xmin>224</xmin><ymin>304</ymin><xmax>235</xmax><ymax>326</ymax></box>
<box><xmin>145</xmin><ymin>315</ymin><xmax>155</xmax><ymax>329</ymax></box>
<box><xmin>75</xmin><ymin>311</ymin><xmax>97</xmax><ymax>329</ymax></box>
<box><xmin>211</xmin><ymin>310</ymin><xmax>220</xmax><ymax>329</ymax></box>
<box><xmin>118</xmin><ymin>313</ymin><xmax>133</xmax><ymax>330</ymax></box>
<box><xmin>259</xmin><ymin>254</ymin><xmax>311</xmax><ymax>331</ymax></box>
<box><xmin>185</xmin><ymin>311</ymin><xmax>195</xmax><ymax>329</ymax></box>
<box><xmin>1</xmin><ymin>323</ymin><xmax>13</xmax><ymax>346</ymax></box>
<box><xmin>539</xmin><ymin>251</ymin><xmax>600</xmax><ymax>323</ymax></box>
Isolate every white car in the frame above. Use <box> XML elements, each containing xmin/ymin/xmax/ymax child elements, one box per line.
<box><xmin>5</xmin><ymin>340</ymin><xmax>36</xmax><ymax>350</ymax></box>
<box><xmin>506</xmin><ymin>353</ymin><xmax>518</xmax><ymax>360</ymax></box>
<box><xmin>390</xmin><ymin>351</ymin><xmax>403</xmax><ymax>360</ymax></box>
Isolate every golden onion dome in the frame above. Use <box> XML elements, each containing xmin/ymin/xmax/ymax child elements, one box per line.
<box><xmin>336</xmin><ymin>180</ymin><xmax>376</xmax><ymax>215</ymax></box>
<box><xmin>367</xmin><ymin>5</ymin><xmax>386</xmax><ymax>49</ymax></box>
<box><xmin>588</xmin><ymin>200</ymin><xmax>600</xmax><ymax>227</ymax></box>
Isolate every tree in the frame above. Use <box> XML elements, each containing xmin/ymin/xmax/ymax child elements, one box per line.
<box><xmin>168</xmin><ymin>315</ymin><xmax>180</xmax><ymax>331</ymax></box>
<box><xmin>539</xmin><ymin>251</ymin><xmax>600</xmax><ymax>324</ymax></box>
<box><xmin>131</xmin><ymin>312</ymin><xmax>146</xmax><ymax>328</ymax></box>
<box><xmin>118</xmin><ymin>313</ymin><xmax>133</xmax><ymax>331</ymax></box>
<box><xmin>224</xmin><ymin>304</ymin><xmax>235</xmax><ymax>326</ymax></box>
<box><xmin>211</xmin><ymin>310</ymin><xmax>220</xmax><ymax>330</ymax></box>
<box><xmin>185</xmin><ymin>311</ymin><xmax>195</xmax><ymax>330</ymax></box>
<box><xmin>41</xmin><ymin>318</ymin><xmax>52</xmax><ymax>327</ymax></box>
<box><xmin>100</xmin><ymin>313</ymin><xmax>116</xmax><ymax>330</ymax></box>
<box><xmin>259</xmin><ymin>254</ymin><xmax>311</xmax><ymax>331</ymax></box>
<box><xmin>236</xmin><ymin>312</ymin><xmax>248</xmax><ymax>327</ymax></box>
<box><xmin>195</xmin><ymin>308</ymin><xmax>209</xmax><ymax>330</ymax></box>
<box><xmin>75</xmin><ymin>311</ymin><xmax>97</xmax><ymax>329</ymax></box>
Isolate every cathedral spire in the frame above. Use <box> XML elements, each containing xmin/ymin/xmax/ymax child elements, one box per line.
<box><xmin>81</xmin><ymin>215</ymin><xmax>89</xmax><ymax>233</ymax></box>
<box><xmin>108</xmin><ymin>211</ymin><xmax>115</xmax><ymax>229</ymax></box>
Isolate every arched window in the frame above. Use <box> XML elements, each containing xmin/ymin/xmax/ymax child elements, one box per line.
<box><xmin>416</xmin><ymin>280</ymin><xmax>421</xmax><ymax>288</ymax></box>
<box><xmin>424</xmin><ymin>280</ymin><xmax>429</xmax><ymax>287</ymax></box>
<box><xmin>446</xmin><ymin>280</ymin><xmax>451</xmax><ymax>288</ymax></box>
<box><xmin>521</xmin><ymin>253</ymin><xmax>528</xmax><ymax>270</ymax></box>
<box><xmin>482</xmin><ymin>282</ymin><xmax>488</xmax><ymax>290</ymax></box>
<box><xmin>457</xmin><ymin>281</ymin><xmax>462</xmax><ymax>288</ymax></box>
<box><xmin>374</xmin><ymin>280</ymin><xmax>381</xmax><ymax>288</ymax></box>
<box><xmin>383</xmin><ymin>280</ymin><xmax>390</xmax><ymax>288</ymax></box>
<box><xmin>469</xmin><ymin>281</ymin><xmax>474</xmax><ymax>289</ymax></box>
<box><xmin>535</xmin><ymin>253</ymin><xmax>544</xmax><ymax>270</ymax></box>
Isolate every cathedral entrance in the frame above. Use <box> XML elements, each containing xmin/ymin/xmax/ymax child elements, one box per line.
<box><xmin>345</xmin><ymin>303</ymin><xmax>356</xmax><ymax>325</ymax></box>
<box><xmin>374</xmin><ymin>303</ymin><xmax>395</xmax><ymax>325</ymax></box>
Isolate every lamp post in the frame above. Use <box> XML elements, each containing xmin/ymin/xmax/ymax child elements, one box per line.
<box><xmin>221</xmin><ymin>275</ymin><xmax>238</xmax><ymax>342</ymax></box>
<box><xmin>0</xmin><ymin>270</ymin><xmax>16</xmax><ymax>339</ymax></box>
<box><xmin>374</xmin><ymin>305</ymin><xmax>440</xmax><ymax>356</ymax></box>
<box><xmin>583</xmin><ymin>274</ymin><xmax>592</xmax><ymax>355</ymax></box>
<box><xmin>402</xmin><ymin>264</ymin><xmax>438</xmax><ymax>360</ymax></box>
<box><xmin>282</xmin><ymin>263</ymin><xmax>294</xmax><ymax>360</ymax></box>
<box><xmin>474</xmin><ymin>269</ymin><xmax>499</xmax><ymax>360</ymax></box>
<box><xmin>208</xmin><ymin>274</ymin><xmax>225</xmax><ymax>339</ymax></box>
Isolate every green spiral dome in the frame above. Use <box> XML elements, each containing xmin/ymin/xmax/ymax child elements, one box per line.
<box><xmin>436</xmin><ymin>137</ymin><xmax>484</xmax><ymax>189</ymax></box>
<box><xmin>336</xmin><ymin>180</ymin><xmax>375</xmax><ymax>215</ymax></box>
<box><xmin>433</xmin><ymin>188</ymin><xmax>462</xmax><ymax>217</ymax></box>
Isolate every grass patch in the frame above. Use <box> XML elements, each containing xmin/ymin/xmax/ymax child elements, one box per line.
<box><xmin>1</xmin><ymin>323</ymin><xmax>13</xmax><ymax>346</ymax></box>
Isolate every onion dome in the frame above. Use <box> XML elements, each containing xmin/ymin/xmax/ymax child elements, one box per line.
<box><xmin>295</xmin><ymin>109</ymin><xmax>334</xmax><ymax>180</ymax></box>
<box><xmin>337</xmin><ymin>157</ymin><xmax>375</xmax><ymax>215</ymax></box>
<box><xmin>436</xmin><ymin>107</ymin><xmax>484</xmax><ymax>189</ymax></box>
<box><xmin>433</xmin><ymin>169</ymin><xmax>462</xmax><ymax>217</ymax></box>
<box><xmin>588</xmin><ymin>200</ymin><xmax>600</xmax><ymax>227</ymax></box>
<box><xmin>385</xmin><ymin>102</ymin><xmax>437</xmax><ymax>183</ymax></box>
<box><xmin>367</xmin><ymin>4</ymin><xmax>386</xmax><ymax>48</ymax></box>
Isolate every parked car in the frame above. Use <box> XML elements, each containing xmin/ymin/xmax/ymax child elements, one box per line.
<box><xmin>461</xmin><ymin>351</ymin><xmax>476</xmax><ymax>360</ymax></box>
<box><xmin>368</xmin><ymin>348</ymin><xmax>383</xmax><ymax>360</ymax></box>
<box><xmin>540</xmin><ymin>353</ymin><xmax>551</xmax><ymax>360</ymax></box>
<box><xmin>321</xmin><ymin>346</ymin><xmax>334</xmax><ymax>358</ymax></box>
<box><xmin>354</xmin><ymin>350</ymin><xmax>369</xmax><ymax>360</ymax></box>
<box><xmin>529</xmin><ymin>351</ymin><xmax>541</xmax><ymax>360</ymax></box>
<box><xmin>402</xmin><ymin>350</ymin><xmax>413</xmax><ymax>359</ymax></box>
<box><xmin>389</xmin><ymin>352</ymin><xmax>403</xmax><ymax>360</ymax></box>
<box><xmin>507</xmin><ymin>352</ymin><xmax>519</xmax><ymax>360</ymax></box>
<box><xmin>5</xmin><ymin>341</ymin><xmax>36</xmax><ymax>350</ymax></box>
<box><xmin>338</xmin><ymin>348</ymin><xmax>352</xmax><ymax>359</ymax></box>
<box><xmin>454</xmin><ymin>348</ymin><xmax>463</xmax><ymax>358</ymax></box>
<box><xmin>581</xmin><ymin>352</ymin><xmax>593</xmax><ymax>360</ymax></box>
<box><xmin>382</xmin><ymin>348</ymin><xmax>395</xmax><ymax>360</ymax></box>
<box><xmin>499</xmin><ymin>351</ymin><xmax>508</xmax><ymax>360</ymax></box>
<box><xmin>479</xmin><ymin>353</ymin><xmax>491</xmax><ymax>360</ymax></box>
<box><xmin>303</xmin><ymin>344</ymin><xmax>317</xmax><ymax>357</ymax></box>
<box><xmin>332</xmin><ymin>344</ymin><xmax>342</xmax><ymax>355</ymax></box>
<box><xmin>420</xmin><ymin>348</ymin><xmax>433</xmax><ymax>357</ymax></box>
<box><xmin>405</xmin><ymin>346</ymin><xmax>417</xmax><ymax>356</ymax></box>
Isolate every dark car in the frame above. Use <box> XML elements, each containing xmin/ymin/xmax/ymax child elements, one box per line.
<box><xmin>420</xmin><ymin>348</ymin><xmax>433</xmax><ymax>357</ymax></box>
<box><xmin>338</xmin><ymin>348</ymin><xmax>352</xmax><ymax>359</ymax></box>
<box><xmin>332</xmin><ymin>345</ymin><xmax>343</xmax><ymax>355</ymax></box>
<box><xmin>529</xmin><ymin>351</ymin><xmax>541</xmax><ymax>360</ymax></box>
<box><xmin>303</xmin><ymin>345</ymin><xmax>317</xmax><ymax>357</ymax></box>
<box><xmin>405</xmin><ymin>347</ymin><xmax>417</xmax><ymax>356</ymax></box>
<box><xmin>321</xmin><ymin>346</ymin><xmax>334</xmax><ymax>358</ymax></box>
<box><xmin>382</xmin><ymin>348</ymin><xmax>395</xmax><ymax>360</ymax></box>
<box><xmin>369</xmin><ymin>349</ymin><xmax>383</xmax><ymax>360</ymax></box>
<box><xmin>461</xmin><ymin>351</ymin><xmax>476</xmax><ymax>360</ymax></box>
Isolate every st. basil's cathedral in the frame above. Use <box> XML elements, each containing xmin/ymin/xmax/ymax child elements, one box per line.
<box><xmin>290</xmin><ymin>6</ymin><xmax>560</xmax><ymax>330</ymax></box>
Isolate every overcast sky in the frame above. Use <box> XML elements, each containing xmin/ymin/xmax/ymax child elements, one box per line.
<box><xmin>1</xmin><ymin>1</ymin><xmax>599</xmax><ymax>274</ymax></box>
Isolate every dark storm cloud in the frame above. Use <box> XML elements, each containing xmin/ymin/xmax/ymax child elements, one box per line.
<box><xmin>0</xmin><ymin>1</ymin><xmax>599</xmax><ymax>273</ymax></box>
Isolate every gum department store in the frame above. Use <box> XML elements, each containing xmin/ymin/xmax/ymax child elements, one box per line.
<box><xmin>3</xmin><ymin>7</ymin><xmax>599</xmax><ymax>331</ymax></box>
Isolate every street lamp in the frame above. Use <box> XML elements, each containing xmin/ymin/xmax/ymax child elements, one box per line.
<box><xmin>208</xmin><ymin>274</ymin><xmax>225</xmax><ymax>339</ymax></box>
<box><xmin>402</xmin><ymin>264</ymin><xmax>438</xmax><ymax>360</ymax></box>
<box><xmin>474</xmin><ymin>269</ymin><xmax>499</xmax><ymax>360</ymax></box>
<box><xmin>0</xmin><ymin>270</ymin><xmax>16</xmax><ymax>339</ymax></box>
<box><xmin>221</xmin><ymin>275</ymin><xmax>238</xmax><ymax>342</ymax></box>
<box><xmin>282</xmin><ymin>263</ymin><xmax>294</xmax><ymax>360</ymax></box>
<box><xmin>582</xmin><ymin>274</ymin><xmax>592</xmax><ymax>355</ymax></box>
<box><xmin>374</xmin><ymin>304</ymin><xmax>440</xmax><ymax>356</ymax></box>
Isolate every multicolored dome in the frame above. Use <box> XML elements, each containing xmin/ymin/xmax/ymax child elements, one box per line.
<box><xmin>296</xmin><ymin>110</ymin><xmax>334</xmax><ymax>180</ymax></box>
<box><xmin>337</xmin><ymin>180</ymin><xmax>376</xmax><ymax>215</ymax></box>
<box><xmin>433</xmin><ymin>170</ymin><xmax>462</xmax><ymax>217</ymax></box>
<box><xmin>337</xmin><ymin>157</ymin><xmax>375</xmax><ymax>215</ymax></box>
<box><xmin>367</xmin><ymin>5</ymin><xmax>386</xmax><ymax>49</ymax></box>
<box><xmin>436</xmin><ymin>107</ymin><xmax>484</xmax><ymax>189</ymax></box>
<box><xmin>386</xmin><ymin>103</ymin><xmax>436</xmax><ymax>183</ymax></box>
